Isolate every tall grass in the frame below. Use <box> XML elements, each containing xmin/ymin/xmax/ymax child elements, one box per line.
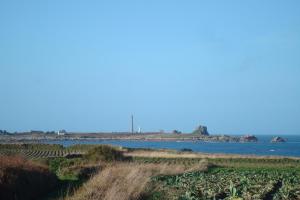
<box><xmin>65</xmin><ymin>160</ymin><xmax>210</xmax><ymax>200</ymax></box>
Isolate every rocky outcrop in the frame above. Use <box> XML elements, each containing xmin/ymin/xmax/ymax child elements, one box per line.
<box><xmin>200</xmin><ymin>135</ymin><xmax>240</xmax><ymax>142</ymax></box>
<box><xmin>192</xmin><ymin>125</ymin><xmax>209</xmax><ymax>136</ymax></box>
<box><xmin>240</xmin><ymin>135</ymin><xmax>258</xmax><ymax>142</ymax></box>
<box><xmin>271</xmin><ymin>137</ymin><xmax>286</xmax><ymax>143</ymax></box>
<box><xmin>173</xmin><ymin>130</ymin><xmax>182</xmax><ymax>134</ymax></box>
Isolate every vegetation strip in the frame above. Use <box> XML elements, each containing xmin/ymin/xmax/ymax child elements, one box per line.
<box><xmin>1</xmin><ymin>144</ymin><xmax>300</xmax><ymax>200</ymax></box>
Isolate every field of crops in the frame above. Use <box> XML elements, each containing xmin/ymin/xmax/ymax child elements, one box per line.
<box><xmin>150</xmin><ymin>168</ymin><xmax>300</xmax><ymax>200</ymax></box>
<box><xmin>132</xmin><ymin>156</ymin><xmax>300</xmax><ymax>200</ymax></box>
<box><xmin>0</xmin><ymin>144</ymin><xmax>100</xmax><ymax>159</ymax></box>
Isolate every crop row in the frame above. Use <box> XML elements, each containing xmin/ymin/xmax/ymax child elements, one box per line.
<box><xmin>0</xmin><ymin>143</ymin><xmax>104</xmax><ymax>152</ymax></box>
<box><xmin>0</xmin><ymin>143</ymin><xmax>105</xmax><ymax>159</ymax></box>
<box><xmin>0</xmin><ymin>149</ymin><xmax>83</xmax><ymax>159</ymax></box>
<box><xmin>0</xmin><ymin>143</ymin><xmax>64</xmax><ymax>150</ymax></box>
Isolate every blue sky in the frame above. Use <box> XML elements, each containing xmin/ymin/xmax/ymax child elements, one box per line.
<box><xmin>0</xmin><ymin>1</ymin><xmax>299</xmax><ymax>135</ymax></box>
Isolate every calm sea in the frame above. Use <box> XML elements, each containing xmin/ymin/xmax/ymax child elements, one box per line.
<box><xmin>43</xmin><ymin>135</ymin><xmax>300</xmax><ymax>157</ymax></box>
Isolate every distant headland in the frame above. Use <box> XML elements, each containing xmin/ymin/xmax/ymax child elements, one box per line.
<box><xmin>0</xmin><ymin>125</ymin><xmax>275</xmax><ymax>143</ymax></box>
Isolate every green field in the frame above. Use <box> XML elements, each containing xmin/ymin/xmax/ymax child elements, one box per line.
<box><xmin>130</xmin><ymin>156</ymin><xmax>300</xmax><ymax>199</ymax></box>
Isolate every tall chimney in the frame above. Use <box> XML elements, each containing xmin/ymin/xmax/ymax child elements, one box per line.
<box><xmin>131</xmin><ymin>115</ymin><xmax>134</xmax><ymax>133</ymax></box>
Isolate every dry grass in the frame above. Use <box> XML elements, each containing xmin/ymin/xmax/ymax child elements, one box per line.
<box><xmin>124</xmin><ymin>149</ymin><xmax>300</xmax><ymax>160</ymax></box>
<box><xmin>65</xmin><ymin>160</ymin><xmax>210</xmax><ymax>200</ymax></box>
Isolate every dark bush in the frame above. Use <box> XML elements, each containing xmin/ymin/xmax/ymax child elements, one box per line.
<box><xmin>84</xmin><ymin>145</ymin><xmax>125</xmax><ymax>162</ymax></box>
<box><xmin>0</xmin><ymin>156</ymin><xmax>58</xmax><ymax>200</ymax></box>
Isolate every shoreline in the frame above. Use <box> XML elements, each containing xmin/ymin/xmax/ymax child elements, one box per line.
<box><xmin>1</xmin><ymin>138</ymin><xmax>300</xmax><ymax>159</ymax></box>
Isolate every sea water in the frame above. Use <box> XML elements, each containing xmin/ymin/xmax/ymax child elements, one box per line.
<box><xmin>43</xmin><ymin>135</ymin><xmax>300</xmax><ymax>157</ymax></box>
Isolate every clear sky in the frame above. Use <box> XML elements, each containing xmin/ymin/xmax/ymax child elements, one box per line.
<box><xmin>0</xmin><ymin>1</ymin><xmax>299</xmax><ymax>135</ymax></box>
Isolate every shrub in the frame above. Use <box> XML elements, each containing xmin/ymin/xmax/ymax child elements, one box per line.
<box><xmin>0</xmin><ymin>155</ymin><xmax>58</xmax><ymax>200</ymax></box>
<box><xmin>84</xmin><ymin>145</ymin><xmax>125</xmax><ymax>162</ymax></box>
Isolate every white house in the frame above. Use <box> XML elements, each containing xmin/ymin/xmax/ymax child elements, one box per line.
<box><xmin>57</xmin><ymin>130</ymin><xmax>66</xmax><ymax>136</ymax></box>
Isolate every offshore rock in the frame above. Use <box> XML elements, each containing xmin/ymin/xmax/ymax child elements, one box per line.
<box><xmin>271</xmin><ymin>137</ymin><xmax>286</xmax><ymax>143</ymax></box>
<box><xmin>240</xmin><ymin>134</ymin><xmax>258</xmax><ymax>142</ymax></box>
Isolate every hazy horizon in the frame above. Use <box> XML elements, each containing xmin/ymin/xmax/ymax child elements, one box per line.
<box><xmin>1</xmin><ymin>1</ymin><xmax>299</xmax><ymax>135</ymax></box>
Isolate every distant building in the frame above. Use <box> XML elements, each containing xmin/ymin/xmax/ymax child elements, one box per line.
<box><xmin>57</xmin><ymin>129</ymin><xmax>67</xmax><ymax>136</ymax></box>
